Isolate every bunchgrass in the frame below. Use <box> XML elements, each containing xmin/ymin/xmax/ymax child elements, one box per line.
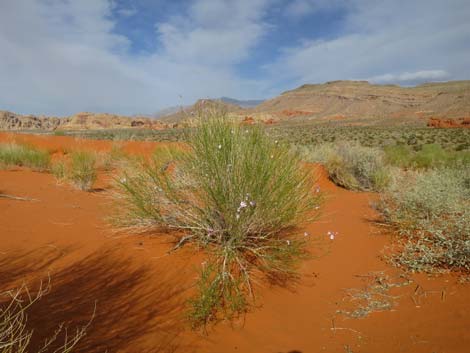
<box><xmin>0</xmin><ymin>143</ymin><xmax>51</xmax><ymax>171</ymax></box>
<box><xmin>377</xmin><ymin>167</ymin><xmax>470</xmax><ymax>272</ymax></box>
<box><xmin>69</xmin><ymin>151</ymin><xmax>97</xmax><ymax>191</ymax></box>
<box><xmin>114</xmin><ymin>113</ymin><xmax>320</xmax><ymax>326</ymax></box>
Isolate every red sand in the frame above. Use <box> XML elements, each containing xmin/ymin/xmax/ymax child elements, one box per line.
<box><xmin>1</xmin><ymin>133</ymin><xmax>469</xmax><ymax>353</ymax></box>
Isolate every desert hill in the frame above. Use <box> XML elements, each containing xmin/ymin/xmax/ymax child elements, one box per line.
<box><xmin>159</xmin><ymin>98</ymin><xmax>244</xmax><ymax>124</ymax></box>
<box><xmin>250</xmin><ymin>80</ymin><xmax>470</xmax><ymax>124</ymax></box>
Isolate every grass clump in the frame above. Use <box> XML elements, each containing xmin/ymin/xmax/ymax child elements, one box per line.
<box><xmin>0</xmin><ymin>143</ymin><xmax>50</xmax><ymax>171</ymax></box>
<box><xmin>114</xmin><ymin>113</ymin><xmax>320</xmax><ymax>326</ymax></box>
<box><xmin>300</xmin><ymin>142</ymin><xmax>390</xmax><ymax>191</ymax></box>
<box><xmin>69</xmin><ymin>151</ymin><xmax>97</xmax><ymax>191</ymax></box>
<box><xmin>377</xmin><ymin>167</ymin><xmax>470</xmax><ymax>272</ymax></box>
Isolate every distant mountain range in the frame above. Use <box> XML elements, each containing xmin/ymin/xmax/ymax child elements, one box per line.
<box><xmin>1</xmin><ymin>80</ymin><xmax>469</xmax><ymax>131</ymax></box>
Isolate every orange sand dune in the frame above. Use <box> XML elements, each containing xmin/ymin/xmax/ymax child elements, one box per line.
<box><xmin>0</xmin><ymin>133</ymin><xmax>469</xmax><ymax>353</ymax></box>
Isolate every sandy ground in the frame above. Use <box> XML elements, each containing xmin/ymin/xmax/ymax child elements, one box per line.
<box><xmin>0</xmin><ymin>133</ymin><xmax>469</xmax><ymax>353</ymax></box>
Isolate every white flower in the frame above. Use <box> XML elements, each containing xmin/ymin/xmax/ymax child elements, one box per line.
<box><xmin>236</xmin><ymin>213</ymin><xmax>240</xmax><ymax>220</ymax></box>
<box><xmin>218</xmin><ymin>144</ymin><xmax>222</xmax><ymax>149</ymax></box>
<box><xmin>286</xmin><ymin>240</ymin><xmax>291</xmax><ymax>245</ymax></box>
<box><xmin>275</xmin><ymin>140</ymin><xmax>279</xmax><ymax>144</ymax></box>
<box><xmin>249</xmin><ymin>201</ymin><xmax>256</xmax><ymax>207</ymax></box>
<box><xmin>270</xmin><ymin>155</ymin><xmax>274</xmax><ymax>159</ymax></box>
<box><xmin>120</xmin><ymin>177</ymin><xmax>127</xmax><ymax>183</ymax></box>
<box><xmin>240</xmin><ymin>201</ymin><xmax>247</xmax><ymax>208</ymax></box>
<box><xmin>304</xmin><ymin>232</ymin><xmax>309</xmax><ymax>237</ymax></box>
<box><xmin>329</xmin><ymin>234</ymin><xmax>335</xmax><ymax>240</ymax></box>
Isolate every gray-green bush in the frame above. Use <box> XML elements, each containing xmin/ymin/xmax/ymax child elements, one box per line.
<box><xmin>298</xmin><ymin>142</ymin><xmax>390</xmax><ymax>191</ymax></box>
<box><xmin>377</xmin><ymin>168</ymin><xmax>470</xmax><ymax>272</ymax></box>
<box><xmin>114</xmin><ymin>114</ymin><xmax>320</xmax><ymax>326</ymax></box>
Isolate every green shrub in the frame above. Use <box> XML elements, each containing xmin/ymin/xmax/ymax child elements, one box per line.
<box><xmin>0</xmin><ymin>143</ymin><xmax>50</xmax><ymax>171</ymax></box>
<box><xmin>69</xmin><ymin>151</ymin><xmax>97</xmax><ymax>191</ymax></box>
<box><xmin>114</xmin><ymin>114</ymin><xmax>320</xmax><ymax>326</ymax></box>
<box><xmin>378</xmin><ymin>168</ymin><xmax>470</xmax><ymax>272</ymax></box>
<box><xmin>300</xmin><ymin>142</ymin><xmax>390</xmax><ymax>191</ymax></box>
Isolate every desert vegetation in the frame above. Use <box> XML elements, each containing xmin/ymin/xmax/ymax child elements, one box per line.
<box><xmin>113</xmin><ymin>113</ymin><xmax>320</xmax><ymax>326</ymax></box>
<box><xmin>298</xmin><ymin>137</ymin><xmax>470</xmax><ymax>276</ymax></box>
<box><xmin>378</xmin><ymin>168</ymin><xmax>470</xmax><ymax>272</ymax></box>
<box><xmin>0</xmin><ymin>143</ymin><xmax>50</xmax><ymax>171</ymax></box>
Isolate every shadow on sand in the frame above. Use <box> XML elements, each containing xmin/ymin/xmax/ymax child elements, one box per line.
<box><xmin>0</xmin><ymin>246</ymin><xmax>194</xmax><ymax>353</ymax></box>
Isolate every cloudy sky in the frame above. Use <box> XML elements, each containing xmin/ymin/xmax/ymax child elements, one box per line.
<box><xmin>1</xmin><ymin>0</ymin><xmax>469</xmax><ymax>116</ymax></box>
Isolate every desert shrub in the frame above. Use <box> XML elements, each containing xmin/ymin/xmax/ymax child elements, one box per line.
<box><xmin>114</xmin><ymin>114</ymin><xmax>320</xmax><ymax>326</ymax></box>
<box><xmin>0</xmin><ymin>281</ymin><xmax>90</xmax><ymax>352</ymax></box>
<box><xmin>69</xmin><ymin>151</ymin><xmax>97</xmax><ymax>191</ymax></box>
<box><xmin>0</xmin><ymin>143</ymin><xmax>50</xmax><ymax>171</ymax></box>
<box><xmin>377</xmin><ymin>168</ymin><xmax>470</xmax><ymax>272</ymax></box>
<box><xmin>300</xmin><ymin>142</ymin><xmax>390</xmax><ymax>191</ymax></box>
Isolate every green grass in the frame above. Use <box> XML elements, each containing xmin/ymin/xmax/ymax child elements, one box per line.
<box><xmin>114</xmin><ymin>113</ymin><xmax>320</xmax><ymax>326</ymax></box>
<box><xmin>0</xmin><ymin>143</ymin><xmax>51</xmax><ymax>171</ymax></box>
<box><xmin>69</xmin><ymin>151</ymin><xmax>97</xmax><ymax>191</ymax></box>
<box><xmin>384</xmin><ymin>144</ymin><xmax>470</xmax><ymax>169</ymax></box>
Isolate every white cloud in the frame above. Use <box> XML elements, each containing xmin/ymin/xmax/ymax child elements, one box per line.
<box><xmin>285</xmin><ymin>0</ymin><xmax>347</xmax><ymax>18</ymax></box>
<box><xmin>0</xmin><ymin>0</ymin><xmax>271</xmax><ymax>116</ymax></box>
<box><xmin>368</xmin><ymin>70</ymin><xmax>450</xmax><ymax>84</ymax></box>
<box><xmin>269</xmin><ymin>0</ymin><xmax>470</xmax><ymax>86</ymax></box>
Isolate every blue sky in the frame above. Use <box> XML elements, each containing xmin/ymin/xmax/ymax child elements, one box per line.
<box><xmin>1</xmin><ymin>0</ymin><xmax>469</xmax><ymax>116</ymax></box>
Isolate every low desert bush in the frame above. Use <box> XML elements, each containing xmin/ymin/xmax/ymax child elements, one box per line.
<box><xmin>0</xmin><ymin>281</ymin><xmax>90</xmax><ymax>352</ymax></box>
<box><xmin>377</xmin><ymin>167</ymin><xmax>470</xmax><ymax>272</ymax></box>
<box><xmin>0</xmin><ymin>143</ymin><xmax>50</xmax><ymax>171</ymax></box>
<box><xmin>69</xmin><ymin>151</ymin><xmax>97</xmax><ymax>191</ymax></box>
<box><xmin>114</xmin><ymin>113</ymin><xmax>320</xmax><ymax>326</ymax></box>
<box><xmin>299</xmin><ymin>142</ymin><xmax>390</xmax><ymax>191</ymax></box>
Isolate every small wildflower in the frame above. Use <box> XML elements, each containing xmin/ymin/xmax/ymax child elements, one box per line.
<box><xmin>249</xmin><ymin>201</ymin><xmax>256</xmax><ymax>207</ymax></box>
<box><xmin>120</xmin><ymin>177</ymin><xmax>127</xmax><ymax>183</ymax></box>
<box><xmin>239</xmin><ymin>201</ymin><xmax>247</xmax><ymax>208</ymax></box>
<box><xmin>275</xmin><ymin>140</ymin><xmax>279</xmax><ymax>144</ymax></box>
<box><xmin>218</xmin><ymin>144</ymin><xmax>222</xmax><ymax>150</ymax></box>
<box><xmin>270</xmin><ymin>155</ymin><xmax>274</xmax><ymax>159</ymax></box>
<box><xmin>304</xmin><ymin>232</ymin><xmax>309</xmax><ymax>237</ymax></box>
<box><xmin>236</xmin><ymin>213</ymin><xmax>240</xmax><ymax>220</ymax></box>
<box><xmin>286</xmin><ymin>240</ymin><xmax>291</xmax><ymax>245</ymax></box>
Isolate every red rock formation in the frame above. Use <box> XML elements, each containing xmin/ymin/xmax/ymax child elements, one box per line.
<box><xmin>427</xmin><ymin>117</ymin><xmax>470</xmax><ymax>128</ymax></box>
